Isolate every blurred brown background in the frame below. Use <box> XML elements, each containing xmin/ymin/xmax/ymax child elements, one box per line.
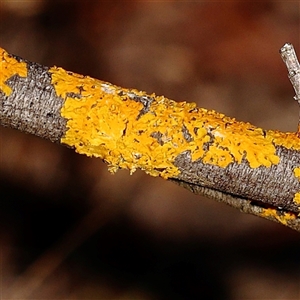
<box><xmin>0</xmin><ymin>1</ymin><xmax>300</xmax><ymax>299</ymax></box>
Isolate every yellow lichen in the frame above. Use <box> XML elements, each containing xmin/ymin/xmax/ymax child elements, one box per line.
<box><xmin>0</xmin><ymin>47</ymin><xmax>27</xmax><ymax>96</ymax></box>
<box><xmin>260</xmin><ymin>208</ymin><xmax>297</xmax><ymax>225</ymax></box>
<box><xmin>292</xmin><ymin>169</ymin><xmax>300</xmax><ymax>207</ymax></box>
<box><xmin>293</xmin><ymin>193</ymin><xmax>300</xmax><ymax>206</ymax></box>
<box><xmin>270</xmin><ymin>131</ymin><xmax>300</xmax><ymax>151</ymax></box>
<box><xmin>293</xmin><ymin>167</ymin><xmax>300</xmax><ymax>178</ymax></box>
<box><xmin>50</xmin><ymin>66</ymin><xmax>300</xmax><ymax>179</ymax></box>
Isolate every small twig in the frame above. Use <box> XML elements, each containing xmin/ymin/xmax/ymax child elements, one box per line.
<box><xmin>280</xmin><ymin>43</ymin><xmax>300</xmax><ymax>102</ymax></box>
<box><xmin>280</xmin><ymin>43</ymin><xmax>300</xmax><ymax>133</ymax></box>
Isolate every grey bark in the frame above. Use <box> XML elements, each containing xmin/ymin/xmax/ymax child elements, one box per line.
<box><xmin>0</xmin><ymin>55</ymin><xmax>66</xmax><ymax>142</ymax></box>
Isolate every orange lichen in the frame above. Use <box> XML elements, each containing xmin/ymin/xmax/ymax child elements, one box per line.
<box><xmin>50</xmin><ymin>66</ymin><xmax>300</xmax><ymax>179</ymax></box>
<box><xmin>260</xmin><ymin>208</ymin><xmax>297</xmax><ymax>225</ymax></box>
<box><xmin>0</xmin><ymin>47</ymin><xmax>27</xmax><ymax>96</ymax></box>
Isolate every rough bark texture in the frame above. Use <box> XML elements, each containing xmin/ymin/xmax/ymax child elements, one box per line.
<box><xmin>1</xmin><ymin>55</ymin><xmax>66</xmax><ymax>142</ymax></box>
<box><xmin>174</xmin><ymin>145</ymin><xmax>300</xmax><ymax>213</ymax></box>
<box><xmin>1</xmin><ymin>47</ymin><xmax>300</xmax><ymax>232</ymax></box>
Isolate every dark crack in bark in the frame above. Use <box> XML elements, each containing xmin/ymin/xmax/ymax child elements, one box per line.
<box><xmin>126</xmin><ymin>91</ymin><xmax>154</xmax><ymax>120</ymax></box>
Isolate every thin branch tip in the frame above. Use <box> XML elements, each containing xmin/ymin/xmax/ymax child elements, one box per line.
<box><xmin>280</xmin><ymin>43</ymin><xmax>300</xmax><ymax>103</ymax></box>
<box><xmin>280</xmin><ymin>43</ymin><xmax>300</xmax><ymax>134</ymax></box>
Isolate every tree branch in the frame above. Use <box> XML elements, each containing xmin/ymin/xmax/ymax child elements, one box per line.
<box><xmin>280</xmin><ymin>43</ymin><xmax>300</xmax><ymax>103</ymax></box>
<box><xmin>280</xmin><ymin>43</ymin><xmax>300</xmax><ymax>134</ymax></box>
<box><xmin>1</xmin><ymin>46</ymin><xmax>300</xmax><ymax>232</ymax></box>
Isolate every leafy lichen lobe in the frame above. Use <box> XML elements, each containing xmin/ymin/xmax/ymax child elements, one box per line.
<box><xmin>260</xmin><ymin>208</ymin><xmax>297</xmax><ymax>225</ymax></box>
<box><xmin>0</xmin><ymin>48</ymin><xmax>27</xmax><ymax>96</ymax></box>
<box><xmin>293</xmin><ymin>168</ymin><xmax>300</xmax><ymax>207</ymax></box>
<box><xmin>50</xmin><ymin>66</ymin><xmax>300</xmax><ymax>179</ymax></box>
